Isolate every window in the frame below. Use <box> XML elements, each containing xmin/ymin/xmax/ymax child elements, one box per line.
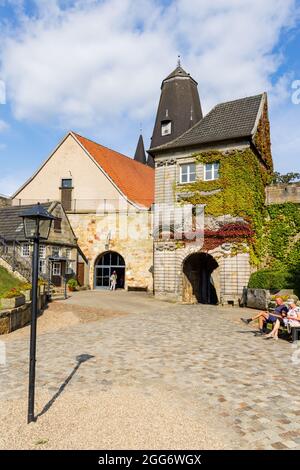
<box><xmin>52</xmin><ymin>246</ymin><xmax>60</xmax><ymax>257</ymax></box>
<box><xmin>61</xmin><ymin>178</ymin><xmax>73</xmax><ymax>188</ymax></box>
<box><xmin>39</xmin><ymin>259</ymin><xmax>46</xmax><ymax>275</ymax></box>
<box><xmin>54</xmin><ymin>218</ymin><xmax>62</xmax><ymax>232</ymax></box>
<box><xmin>52</xmin><ymin>262</ymin><xmax>61</xmax><ymax>276</ymax></box>
<box><xmin>21</xmin><ymin>243</ymin><xmax>30</xmax><ymax>257</ymax></box>
<box><xmin>204</xmin><ymin>162</ymin><xmax>220</xmax><ymax>181</ymax></box>
<box><xmin>161</xmin><ymin>120</ymin><xmax>172</xmax><ymax>136</ymax></box>
<box><xmin>66</xmin><ymin>261</ymin><xmax>74</xmax><ymax>275</ymax></box>
<box><xmin>180</xmin><ymin>163</ymin><xmax>196</xmax><ymax>184</ymax></box>
<box><xmin>65</xmin><ymin>248</ymin><xmax>71</xmax><ymax>260</ymax></box>
<box><xmin>39</xmin><ymin>245</ymin><xmax>46</xmax><ymax>259</ymax></box>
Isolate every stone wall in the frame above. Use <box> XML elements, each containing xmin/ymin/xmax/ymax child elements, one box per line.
<box><xmin>0</xmin><ymin>293</ymin><xmax>47</xmax><ymax>335</ymax></box>
<box><xmin>0</xmin><ymin>196</ymin><xmax>11</xmax><ymax>208</ymax></box>
<box><xmin>153</xmin><ymin>141</ymin><xmax>253</xmax><ymax>303</ymax></box>
<box><xmin>266</xmin><ymin>183</ymin><xmax>300</xmax><ymax>205</ymax></box>
<box><xmin>68</xmin><ymin>211</ymin><xmax>153</xmax><ymax>290</ymax></box>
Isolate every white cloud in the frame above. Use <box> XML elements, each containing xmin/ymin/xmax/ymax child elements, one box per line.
<box><xmin>0</xmin><ymin>0</ymin><xmax>299</xmax><ymax>169</ymax></box>
<box><xmin>0</xmin><ymin>119</ymin><xmax>9</xmax><ymax>132</ymax></box>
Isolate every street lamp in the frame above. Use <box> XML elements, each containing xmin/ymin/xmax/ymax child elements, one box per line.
<box><xmin>20</xmin><ymin>203</ymin><xmax>55</xmax><ymax>424</ymax></box>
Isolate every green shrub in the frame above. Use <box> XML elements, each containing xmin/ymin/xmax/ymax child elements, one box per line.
<box><xmin>2</xmin><ymin>288</ymin><xmax>23</xmax><ymax>299</ymax></box>
<box><xmin>67</xmin><ymin>278</ymin><xmax>78</xmax><ymax>290</ymax></box>
<box><xmin>248</xmin><ymin>269</ymin><xmax>291</xmax><ymax>290</ymax></box>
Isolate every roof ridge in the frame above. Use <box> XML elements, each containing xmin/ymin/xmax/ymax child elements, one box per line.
<box><xmin>214</xmin><ymin>93</ymin><xmax>264</xmax><ymax>108</ymax></box>
<box><xmin>72</xmin><ymin>131</ymin><xmax>151</xmax><ymax>170</ymax></box>
<box><xmin>149</xmin><ymin>93</ymin><xmax>265</xmax><ymax>153</ymax></box>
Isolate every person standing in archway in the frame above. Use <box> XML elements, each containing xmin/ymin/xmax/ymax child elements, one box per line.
<box><xmin>110</xmin><ymin>271</ymin><xmax>117</xmax><ymax>291</ymax></box>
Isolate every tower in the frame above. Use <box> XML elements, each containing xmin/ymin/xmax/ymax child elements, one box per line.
<box><xmin>134</xmin><ymin>134</ymin><xmax>147</xmax><ymax>164</ymax></box>
<box><xmin>149</xmin><ymin>59</ymin><xmax>202</xmax><ymax>150</ymax></box>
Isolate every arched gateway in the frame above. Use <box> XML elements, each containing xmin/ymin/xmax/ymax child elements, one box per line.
<box><xmin>182</xmin><ymin>252</ymin><xmax>219</xmax><ymax>304</ymax></box>
<box><xmin>94</xmin><ymin>251</ymin><xmax>125</xmax><ymax>289</ymax></box>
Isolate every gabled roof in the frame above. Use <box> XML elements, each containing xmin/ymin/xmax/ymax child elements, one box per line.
<box><xmin>149</xmin><ymin>93</ymin><xmax>265</xmax><ymax>154</ymax></box>
<box><xmin>72</xmin><ymin>133</ymin><xmax>154</xmax><ymax>208</ymax></box>
<box><xmin>0</xmin><ymin>202</ymin><xmax>52</xmax><ymax>241</ymax></box>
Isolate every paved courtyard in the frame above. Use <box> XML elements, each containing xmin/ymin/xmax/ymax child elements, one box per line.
<box><xmin>1</xmin><ymin>290</ymin><xmax>300</xmax><ymax>449</ymax></box>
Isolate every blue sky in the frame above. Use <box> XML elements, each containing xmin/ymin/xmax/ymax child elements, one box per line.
<box><xmin>0</xmin><ymin>0</ymin><xmax>300</xmax><ymax>196</ymax></box>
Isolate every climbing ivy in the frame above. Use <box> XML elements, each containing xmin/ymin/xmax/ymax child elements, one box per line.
<box><xmin>175</xmin><ymin>148</ymin><xmax>269</xmax><ymax>264</ymax></box>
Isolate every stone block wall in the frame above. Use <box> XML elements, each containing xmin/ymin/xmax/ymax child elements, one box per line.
<box><xmin>68</xmin><ymin>212</ymin><xmax>153</xmax><ymax>290</ymax></box>
<box><xmin>266</xmin><ymin>183</ymin><xmax>300</xmax><ymax>205</ymax></box>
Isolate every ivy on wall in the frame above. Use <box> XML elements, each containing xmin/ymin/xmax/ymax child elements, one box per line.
<box><xmin>175</xmin><ymin>148</ymin><xmax>269</xmax><ymax>264</ymax></box>
<box><xmin>254</xmin><ymin>101</ymin><xmax>273</xmax><ymax>173</ymax></box>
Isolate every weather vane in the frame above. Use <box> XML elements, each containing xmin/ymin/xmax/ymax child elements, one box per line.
<box><xmin>177</xmin><ymin>55</ymin><xmax>181</xmax><ymax>67</ymax></box>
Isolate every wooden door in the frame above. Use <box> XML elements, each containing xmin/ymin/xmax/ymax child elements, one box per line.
<box><xmin>77</xmin><ymin>262</ymin><xmax>85</xmax><ymax>286</ymax></box>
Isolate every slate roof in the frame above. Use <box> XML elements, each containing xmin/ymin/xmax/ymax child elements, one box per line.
<box><xmin>163</xmin><ymin>65</ymin><xmax>198</xmax><ymax>86</ymax></box>
<box><xmin>73</xmin><ymin>133</ymin><xmax>154</xmax><ymax>209</ymax></box>
<box><xmin>0</xmin><ymin>203</ymin><xmax>52</xmax><ymax>241</ymax></box>
<box><xmin>134</xmin><ymin>134</ymin><xmax>147</xmax><ymax>164</ymax></box>
<box><xmin>150</xmin><ymin>66</ymin><xmax>203</xmax><ymax>149</ymax></box>
<box><xmin>149</xmin><ymin>93</ymin><xmax>264</xmax><ymax>154</ymax></box>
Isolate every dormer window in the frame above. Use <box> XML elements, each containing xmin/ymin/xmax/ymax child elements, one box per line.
<box><xmin>161</xmin><ymin>120</ymin><xmax>172</xmax><ymax>136</ymax></box>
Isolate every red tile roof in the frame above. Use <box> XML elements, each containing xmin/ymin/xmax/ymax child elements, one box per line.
<box><xmin>72</xmin><ymin>132</ymin><xmax>154</xmax><ymax>208</ymax></box>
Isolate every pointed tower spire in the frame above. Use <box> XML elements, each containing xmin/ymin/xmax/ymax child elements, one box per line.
<box><xmin>149</xmin><ymin>62</ymin><xmax>203</xmax><ymax>150</ymax></box>
<box><xmin>134</xmin><ymin>134</ymin><xmax>147</xmax><ymax>164</ymax></box>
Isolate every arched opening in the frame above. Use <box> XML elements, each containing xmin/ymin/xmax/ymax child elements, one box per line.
<box><xmin>94</xmin><ymin>251</ymin><xmax>125</xmax><ymax>289</ymax></box>
<box><xmin>182</xmin><ymin>252</ymin><xmax>219</xmax><ymax>304</ymax></box>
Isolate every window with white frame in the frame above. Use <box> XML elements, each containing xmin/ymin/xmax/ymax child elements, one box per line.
<box><xmin>65</xmin><ymin>248</ymin><xmax>71</xmax><ymax>260</ymax></box>
<box><xmin>21</xmin><ymin>243</ymin><xmax>30</xmax><ymax>257</ymax></box>
<box><xmin>161</xmin><ymin>120</ymin><xmax>172</xmax><ymax>136</ymax></box>
<box><xmin>39</xmin><ymin>245</ymin><xmax>46</xmax><ymax>259</ymax></box>
<box><xmin>39</xmin><ymin>259</ymin><xmax>46</xmax><ymax>275</ymax></box>
<box><xmin>180</xmin><ymin>163</ymin><xmax>196</xmax><ymax>184</ymax></box>
<box><xmin>52</xmin><ymin>246</ymin><xmax>60</xmax><ymax>257</ymax></box>
<box><xmin>52</xmin><ymin>262</ymin><xmax>61</xmax><ymax>276</ymax></box>
<box><xmin>204</xmin><ymin>162</ymin><xmax>220</xmax><ymax>181</ymax></box>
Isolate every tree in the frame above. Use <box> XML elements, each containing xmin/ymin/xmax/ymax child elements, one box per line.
<box><xmin>271</xmin><ymin>172</ymin><xmax>300</xmax><ymax>184</ymax></box>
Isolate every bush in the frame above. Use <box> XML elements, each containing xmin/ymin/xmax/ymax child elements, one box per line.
<box><xmin>2</xmin><ymin>288</ymin><xmax>23</xmax><ymax>299</ymax></box>
<box><xmin>67</xmin><ymin>278</ymin><xmax>78</xmax><ymax>291</ymax></box>
<box><xmin>20</xmin><ymin>283</ymin><xmax>32</xmax><ymax>291</ymax></box>
<box><xmin>248</xmin><ymin>269</ymin><xmax>291</xmax><ymax>290</ymax></box>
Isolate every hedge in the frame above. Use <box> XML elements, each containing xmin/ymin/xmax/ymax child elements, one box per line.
<box><xmin>248</xmin><ymin>269</ymin><xmax>291</xmax><ymax>290</ymax></box>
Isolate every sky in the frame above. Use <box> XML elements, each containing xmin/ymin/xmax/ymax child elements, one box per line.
<box><xmin>0</xmin><ymin>0</ymin><xmax>300</xmax><ymax>196</ymax></box>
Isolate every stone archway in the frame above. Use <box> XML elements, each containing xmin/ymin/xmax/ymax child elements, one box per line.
<box><xmin>94</xmin><ymin>251</ymin><xmax>125</xmax><ymax>289</ymax></box>
<box><xmin>182</xmin><ymin>252</ymin><xmax>219</xmax><ymax>304</ymax></box>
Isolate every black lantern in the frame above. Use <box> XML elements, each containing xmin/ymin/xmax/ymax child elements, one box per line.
<box><xmin>20</xmin><ymin>203</ymin><xmax>55</xmax><ymax>240</ymax></box>
<box><xmin>20</xmin><ymin>203</ymin><xmax>54</xmax><ymax>424</ymax></box>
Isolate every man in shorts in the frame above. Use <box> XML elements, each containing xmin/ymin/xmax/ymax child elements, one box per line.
<box><xmin>240</xmin><ymin>297</ymin><xmax>288</xmax><ymax>335</ymax></box>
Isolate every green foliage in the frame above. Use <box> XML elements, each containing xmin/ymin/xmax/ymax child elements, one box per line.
<box><xmin>271</xmin><ymin>172</ymin><xmax>300</xmax><ymax>184</ymax></box>
<box><xmin>248</xmin><ymin>269</ymin><xmax>291</xmax><ymax>290</ymax></box>
<box><xmin>0</xmin><ymin>266</ymin><xmax>22</xmax><ymax>298</ymax></box>
<box><xmin>2</xmin><ymin>287</ymin><xmax>23</xmax><ymax>299</ymax></box>
<box><xmin>67</xmin><ymin>278</ymin><xmax>78</xmax><ymax>290</ymax></box>
<box><xmin>175</xmin><ymin>149</ymin><xmax>268</xmax><ymax>264</ymax></box>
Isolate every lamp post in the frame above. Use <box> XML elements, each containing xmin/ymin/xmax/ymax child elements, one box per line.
<box><xmin>20</xmin><ymin>203</ymin><xmax>55</xmax><ymax>424</ymax></box>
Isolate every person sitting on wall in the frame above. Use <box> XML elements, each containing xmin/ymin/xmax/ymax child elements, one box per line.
<box><xmin>264</xmin><ymin>299</ymin><xmax>300</xmax><ymax>340</ymax></box>
<box><xmin>240</xmin><ymin>297</ymin><xmax>288</xmax><ymax>335</ymax></box>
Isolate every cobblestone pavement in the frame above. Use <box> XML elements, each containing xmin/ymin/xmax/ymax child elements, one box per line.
<box><xmin>1</xmin><ymin>291</ymin><xmax>300</xmax><ymax>450</ymax></box>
